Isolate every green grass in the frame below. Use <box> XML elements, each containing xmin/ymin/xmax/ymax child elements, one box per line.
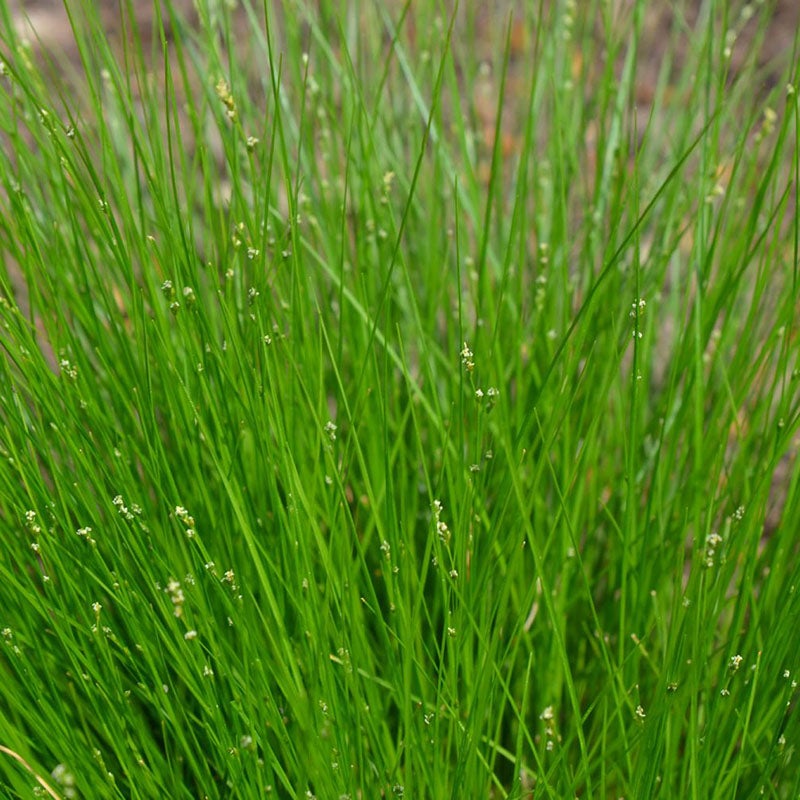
<box><xmin>1</xmin><ymin>0</ymin><xmax>799</xmax><ymax>797</ymax></box>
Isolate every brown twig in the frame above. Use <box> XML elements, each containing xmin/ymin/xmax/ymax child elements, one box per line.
<box><xmin>0</xmin><ymin>744</ymin><xmax>62</xmax><ymax>800</ymax></box>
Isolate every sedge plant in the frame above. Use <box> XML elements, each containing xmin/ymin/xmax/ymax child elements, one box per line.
<box><xmin>0</xmin><ymin>0</ymin><xmax>799</xmax><ymax>797</ymax></box>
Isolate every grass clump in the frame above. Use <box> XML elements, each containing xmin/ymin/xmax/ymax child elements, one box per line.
<box><xmin>1</xmin><ymin>0</ymin><xmax>799</xmax><ymax>797</ymax></box>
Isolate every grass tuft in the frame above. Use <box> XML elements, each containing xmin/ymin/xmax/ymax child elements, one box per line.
<box><xmin>1</xmin><ymin>1</ymin><xmax>799</xmax><ymax>797</ymax></box>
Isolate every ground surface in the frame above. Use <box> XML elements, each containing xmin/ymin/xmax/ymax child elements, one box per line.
<box><xmin>9</xmin><ymin>1</ymin><xmax>799</xmax><ymax>90</ymax></box>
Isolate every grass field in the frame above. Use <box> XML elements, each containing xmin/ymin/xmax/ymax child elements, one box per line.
<box><xmin>1</xmin><ymin>1</ymin><xmax>799</xmax><ymax>797</ymax></box>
